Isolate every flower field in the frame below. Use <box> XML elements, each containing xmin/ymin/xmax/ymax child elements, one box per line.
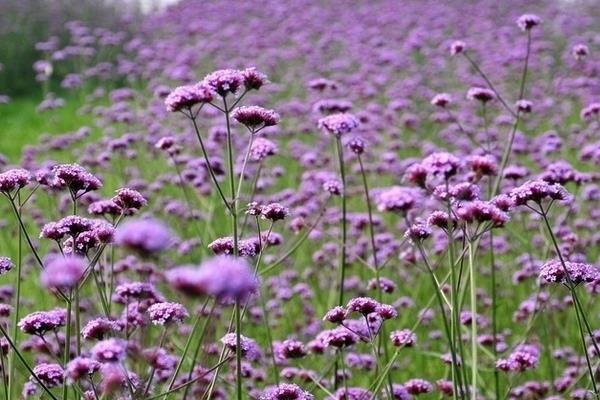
<box><xmin>1</xmin><ymin>1</ymin><xmax>600</xmax><ymax>399</ymax></box>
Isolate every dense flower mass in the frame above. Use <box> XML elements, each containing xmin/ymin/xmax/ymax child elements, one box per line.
<box><xmin>2</xmin><ymin>1</ymin><xmax>600</xmax><ymax>398</ymax></box>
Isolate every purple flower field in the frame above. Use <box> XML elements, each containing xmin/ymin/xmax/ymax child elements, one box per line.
<box><xmin>2</xmin><ymin>0</ymin><xmax>600</xmax><ymax>398</ymax></box>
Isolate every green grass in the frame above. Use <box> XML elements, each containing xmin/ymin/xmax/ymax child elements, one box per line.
<box><xmin>0</xmin><ymin>95</ymin><xmax>89</xmax><ymax>161</ymax></box>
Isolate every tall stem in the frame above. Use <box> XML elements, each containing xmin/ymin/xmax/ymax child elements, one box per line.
<box><xmin>7</xmin><ymin>198</ymin><xmax>22</xmax><ymax>400</ymax></box>
<box><xmin>540</xmin><ymin>209</ymin><xmax>600</xmax><ymax>396</ymax></box>
<box><xmin>489</xmin><ymin>230</ymin><xmax>500</xmax><ymax>400</ymax></box>
<box><xmin>491</xmin><ymin>30</ymin><xmax>531</xmax><ymax>196</ymax></box>
<box><xmin>62</xmin><ymin>290</ymin><xmax>72</xmax><ymax>400</ymax></box>
<box><xmin>223</xmin><ymin>96</ymin><xmax>242</xmax><ymax>400</ymax></box>
<box><xmin>189</xmin><ymin>113</ymin><xmax>231</xmax><ymax>212</ymax></box>
<box><xmin>416</xmin><ymin>243</ymin><xmax>461</xmax><ymax>400</ymax></box>
<box><xmin>335</xmin><ymin>138</ymin><xmax>347</xmax><ymax>306</ymax></box>
<box><xmin>468</xmin><ymin>239</ymin><xmax>479</xmax><ymax>398</ymax></box>
<box><xmin>358</xmin><ymin>155</ymin><xmax>393</xmax><ymax>397</ymax></box>
<box><xmin>235</xmin><ymin>299</ymin><xmax>242</xmax><ymax>400</ymax></box>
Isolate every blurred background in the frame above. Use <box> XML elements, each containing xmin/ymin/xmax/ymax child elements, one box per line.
<box><xmin>0</xmin><ymin>0</ymin><xmax>177</xmax><ymax>98</ymax></box>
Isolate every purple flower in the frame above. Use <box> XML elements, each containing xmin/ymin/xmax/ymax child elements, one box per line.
<box><xmin>232</xmin><ymin>106</ymin><xmax>280</xmax><ymax>129</ymax></box>
<box><xmin>346</xmin><ymin>297</ymin><xmax>380</xmax><ymax>316</ymax></box>
<box><xmin>259</xmin><ymin>383</ymin><xmax>314</xmax><ymax>400</ymax></box>
<box><xmin>421</xmin><ymin>152</ymin><xmax>461</xmax><ymax>178</ymax></box>
<box><xmin>112</xmin><ymin>282</ymin><xmax>164</xmax><ymax>304</ymax></box>
<box><xmin>147</xmin><ymin>302</ymin><xmax>188</xmax><ymax>325</ymax></box>
<box><xmin>111</xmin><ymin>188</ymin><xmax>147</xmax><ymax>212</ymax></box>
<box><xmin>250</xmin><ymin>138</ymin><xmax>278</xmax><ymax>161</ymax></box>
<box><xmin>467</xmin><ymin>87</ymin><xmax>495</xmax><ymax>103</ymax></box>
<box><xmin>318</xmin><ymin>327</ymin><xmax>359</xmax><ymax>348</ymax></box>
<box><xmin>323</xmin><ymin>306</ymin><xmax>347</xmax><ymax>324</ymax></box>
<box><xmin>220</xmin><ymin>332</ymin><xmax>262</xmax><ymax>361</ymax></box>
<box><xmin>450</xmin><ymin>40</ymin><xmax>466</xmax><ymax>55</ymax></box>
<box><xmin>515</xmin><ymin>99</ymin><xmax>533</xmax><ymax>113</ymax></box>
<box><xmin>261</xmin><ymin>203</ymin><xmax>289</xmax><ymax>221</ymax></box>
<box><xmin>18</xmin><ymin>308</ymin><xmax>66</xmax><ymax>336</ymax></box>
<box><xmin>278</xmin><ymin>339</ymin><xmax>307</xmax><ymax>359</ymax></box>
<box><xmin>202</xmin><ymin>69</ymin><xmax>244</xmax><ymax>96</ymax></box>
<box><xmin>91</xmin><ymin>338</ymin><xmax>126</xmax><ymax>363</ymax></box>
<box><xmin>323</xmin><ymin>179</ymin><xmax>343</xmax><ymax>195</ymax></box>
<box><xmin>114</xmin><ymin>218</ymin><xmax>173</xmax><ymax>254</ymax></box>
<box><xmin>208</xmin><ymin>237</ymin><xmax>259</xmax><ymax>257</ymax></box>
<box><xmin>41</xmin><ymin>255</ymin><xmax>86</xmax><ymax>290</ymax></box>
<box><xmin>31</xmin><ymin>363</ymin><xmax>64</xmax><ymax>388</ymax></box>
<box><xmin>0</xmin><ymin>257</ymin><xmax>13</xmax><ymax>275</ymax></box>
<box><xmin>345</xmin><ymin>136</ymin><xmax>366</xmax><ymax>155</ymax></box>
<box><xmin>431</xmin><ymin>93</ymin><xmax>452</xmax><ymax>108</ymax></box>
<box><xmin>65</xmin><ymin>357</ymin><xmax>101</xmax><ymax>383</ymax></box>
<box><xmin>242</xmin><ymin>67</ymin><xmax>269</xmax><ymax>90</ymax></box>
<box><xmin>390</xmin><ymin>329</ymin><xmax>417</xmax><ymax>347</ymax></box>
<box><xmin>376</xmin><ymin>186</ymin><xmax>419</xmax><ymax>213</ymax></box>
<box><xmin>516</xmin><ymin>14</ymin><xmax>541</xmax><ymax>31</ymax></box>
<box><xmin>0</xmin><ymin>169</ymin><xmax>31</xmax><ymax>192</ymax></box>
<box><xmin>50</xmin><ymin>163</ymin><xmax>102</xmax><ymax>195</ymax></box>
<box><xmin>88</xmin><ymin>200</ymin><xmax>122</xmax><ymax>216</ymax></box>
<box><xmin>509</xmin><ymin>180</ymin><xmax>571</xmax><ymax>206</ymax></box>
<box><xmin>540</xmin><ymin>260</ymin><xmax>599</xmax><ymax>285</ymax></box>
<box><xmin>404</xmin><ymin>223</ymin><xmax>432</xmax><ymax>243</ymax></box>
<box><xmin>496</xmin><ymin>344</ymin><xmax>539</xmax><ymax>372</ymax></box>
<box><xmin>164</xmin><ymin>83</ymin><xmax>214</xmax><ymax>112</ymax></box>
<box><xmin>81</xmin><ymin>317</ymin><xmax>123</xmax><ymax>340</ymax></box>
<box><xmin>404</xmin><ymin>378</ymin><xmax>433</xmax><ymax>395</ymax></box>
<box><xmin>318</xmin><ymin>113</ymin><xmax>360</xmax><ymax>137</ymax></box>
<box><xmin>165</xmin><ymin>266</ymin><xmax>206</xmax><ymax>297</ymax></box>
<box><xmin>572</xmin><ymin>44</ymin><xmax>589</xmax><ymax>60</ymax></box>
<box><xmin>197</xmin><ymin>256</ymin><xmax>258</xmax><ymax>301</ymax></box>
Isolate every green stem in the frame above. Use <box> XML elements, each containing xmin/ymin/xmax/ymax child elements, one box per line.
<box><xmin>62</xmin><ymin>290</ymin><xmax>72</xmax><ymax>400</ymax></box>
<box><xmin>335</xmin><ymin>138</ymin><xmax>347</xmax><ymax>306</ymax></box>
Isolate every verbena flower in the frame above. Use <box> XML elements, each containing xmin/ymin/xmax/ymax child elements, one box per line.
<box><xmin>41</xmin><ymin>255</ymin><xmax>86</xmax><ymax>290</ymax></box>
<box><xmin>317</xmin><ymin>113</ymin><xmax>359</xmax><ymax>137</ymax></box>
<box><xmin>197</xmin><ymin>255</ymin><xmax>258</xmax><ymax>301</ymax></box>
<box><xmin>147</xmin><ymin>302</ymin><xmax>188</xmax><ymax>325</ymax></box>
<box><xmin>114</xmin><ymin>218</ymin><xmax>173</xmax><ymax>254</ymax></box>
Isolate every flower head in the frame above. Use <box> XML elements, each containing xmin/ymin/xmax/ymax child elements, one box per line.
<box><xmin>516</xmin><ymin>14</ymin><xmax>541</xmax><ymax>31</ymax></box>
<box><xmin>233</xmin><ymin>106</ymin><xmax>280</xmax><ymax>130</ymax></box>
<box><xmin>318</xmin><ymin>113</ymin><xmax>359</xmax><ymax>137</ymax></box>
<box><xmin>202</xmin><ymin>69</ymin><xmax>244</xmax><ymax>96</ymax></box>
<box><xmin>197</xmin><ymin>256</ymin><xmax>258</xmax><ymax>301</ymax></box>
<box><xmin>164</xmin><ymin>83</ymin><xmax>214</xmax><ymax>112</ymax></box>
<box><xmin>147</xmin><ymin>302</ymin><xmax>188</xmax><ymax>325</ymax></box>
<box><xmin>41</xmin><ymin>255</ymin><xmax>86</xmax><ymax>290</ymax></box>
<box><xmin>0</xmin><ymin>169</ymin><xmax>31</xmax><ymax>192</ymax></box>
<box><xmin>114</xmin><ymin>218</ymin><xmax>173</xmax><ymax>254</ymax></box>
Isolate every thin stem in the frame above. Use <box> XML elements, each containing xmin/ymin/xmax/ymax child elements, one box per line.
<box><xmin>62</xmin><ymin>290</ymin><xmax>73</xmax><ymax>400</ymax></box>
<box><xmin>335</xmin><ymin>138</ymin><xmax>347</xmax><ymax>306</ymax></box>
<box><xmin>143</xmin><ymin>327</ymin><xmax>169</xmax><ymax>396</ymax></box>
<box><xmin>416</xmin><ymin>242</ymin><xmax>461</xmax><ymax>400</ymax></box>
<box><xmin>235</xmin><ymin>299</ymin><xmax>243</xmax><ymax>400</ymax></box>
<box><xmin>189</xmin><ymin>113</ymin><xmax>231</xmax><ymax>212</ymax></box>
<box><xmin>489</xmin><ymin>230</ymin><xmax>500</xmax><ymax>400</ymax></box>
<box><xmin>180</xmin><ymin>301</ymin><xmax>217</xmax><ymax>400</ymax></box>
<box><xmin>468</xmin><ymin>239</ymin><xmax>479</xmax><ymax>398</ymax></box>
<box><xmin>0</xmin><ymin>324</ymin><xmax>59</xmax><ymax>400</ymax></box>
<box><xmin>462</xmin><ymin>52</ymin><xmax>516</xmax><ymax>118</ymax></box>
<box><xmin>7</xmin><ymin>196</ymin><xmax>22</xmax><ymax>400</ymax></box>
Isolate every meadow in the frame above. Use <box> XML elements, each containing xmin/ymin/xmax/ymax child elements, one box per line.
<box><xmin>0</xmin><ymin>0</ymin><xmax>600</xmax><ymax>399</ymax></box>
